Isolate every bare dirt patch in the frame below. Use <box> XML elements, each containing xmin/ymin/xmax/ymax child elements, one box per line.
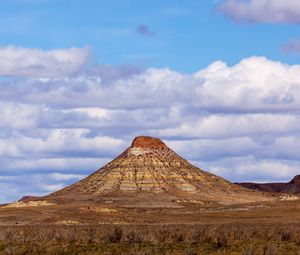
<box><xmin>4</xmin><ymin>200</ymin><xmax>54</xmax><ymax>208</ymax></box>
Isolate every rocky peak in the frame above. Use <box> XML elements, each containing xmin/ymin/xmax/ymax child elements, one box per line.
<box><xmin>50</xmin><ymin>135</ymin><xmax>271</xmax><ymax>205</ymax></box>
<box><xmin>131</xmin><ymin>136</ymin><xmax>167</xmax><ymax>149</ymax></box>
<box><xmin>290</xmin><ymin>175</ymin><xmax>300</xmax><ymax>185</ymax></box>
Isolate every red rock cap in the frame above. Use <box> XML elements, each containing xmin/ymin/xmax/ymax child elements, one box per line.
<box><xmin>131</xmin><ymin>136</ymin><xmax>167</xmax><ymax>149</ymax></box>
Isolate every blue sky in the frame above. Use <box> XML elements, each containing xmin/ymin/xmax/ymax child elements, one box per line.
<box><xmin>1</xmin><ymin>0</ymin><xmax>300</xmax><ymax>203</ymax></box>
<box><xmin>1</xmin><ymin>0</ymin><xmax>300</xmax><ymax>72</ymax></box>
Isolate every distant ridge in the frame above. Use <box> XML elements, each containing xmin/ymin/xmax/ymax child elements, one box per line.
<box><xmin>237</xmin><ymin>175</ymin><xmax>300</xmax><ymax>194</ymax></box>
<box><xmin>18</xmin><ymin>196</ymin><xmax>39</xmax><ymax>203</ymax></box>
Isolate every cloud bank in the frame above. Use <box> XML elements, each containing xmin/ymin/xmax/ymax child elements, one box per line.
<box><xmin>218</xmin><ymin>0</ymin><xmax>300</xmax><ymax>24</ymax></box>
<box><xmin>1</xmin><ymin>46</ymin><xmax>300</xmax><ymax>203</ymax></box>
<box><xmin>0</xmin><ymin>46</ymin><xmax>90</xmax><ymax>77</ymax></box>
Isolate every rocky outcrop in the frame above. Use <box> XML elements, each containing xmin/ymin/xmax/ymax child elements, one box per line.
<box><xmin>49</xmin><ymin>136</ymin><xmax>271</xmax><ymax>205</ymax></box>
<box><xmin>290</xmin><ymin>175</ymin><xmax>300</xmax><ymax>186</ymax></box>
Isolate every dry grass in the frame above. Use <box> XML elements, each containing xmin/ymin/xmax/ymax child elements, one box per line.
<box><xmin>1</xmin><ymin>199</ymin><xmax>300</xmax><ymax>254</ymax></box>
<box><xmin>0</xmin><ymin>224</ymin><xmax>300</xmax><ymax>254</ymax></box>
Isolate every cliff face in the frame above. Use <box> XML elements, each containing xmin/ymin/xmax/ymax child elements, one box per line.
<box><xmin>49</xmin><ymin>136</ymin><xmax>271</xmax><ymax>205</ymax></box>
<box><xmin>290</xmin><ymin>175</ymin><xmax>300</xmax><ymax>186</ymax></box>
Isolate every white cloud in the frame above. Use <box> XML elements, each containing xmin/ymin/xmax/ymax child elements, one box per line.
<box><xmin>0</xmin><ymin>102</ymin><xmax>39</xmax><ymax>129</ymax></box>
<box><xmin>3</xmin><ymin>157</ymin><xmax>108</xmax><ymax>173</ymax></box>
<box><xmin>235</xmin><ymin>160</ymin><xmax>299</xmax><ymax>180</ymax></box>
<box><xmin>0</xmin><ymin>173</ymin><xmax>87</xmax><ymax>203</ymax></box>
<box><xmin>49</xmin><ymin>173</ymin><xmax>86</xmax><ymax>182</ymax></box>
<box><xmin>15</xmin><ymin>129</ymin><xmax>125</xmax><ymax>155</ymax></box>
<box><xmin>0</xmin><ymin>46</ymin><xmax>90</xmax><ymax>77</ymax></box>
<box><xmin>218</xmin><ymin>0</ymin><xmax>300</xmax><ymax>24</ymax></box>
<box><xmin>156</xmin><ymin>114</ymin><xmax>300</xmax><ymax>139</ymax></box>
<box><xmin>0</xmin><ymin>183</ymin><xmax>20</xmax><ymax>203</ymax></box>
<box><xmin>193</xmin><ymin>157</ymin><xmax>300</xmax><ymax>183</ymax></box>
<box><xmin>2</xmin><ymin>56</ymin><xmax>300</xmax><ymax>113</ymax></box>
<box><xmin>40</xmin><ymin>183</ymin><xmax>66</xmax><ymax>192</ymax></box>
<box><xmin>194</xmin><ymin>57</ymin><xmax>300</xmax><ymax>112</ymax></box>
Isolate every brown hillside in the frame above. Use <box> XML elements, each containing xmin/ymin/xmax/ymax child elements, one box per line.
<box><xmin>47</xmin><ymin>136</ymin><xmax>271</xmax><ymax>206</ymax></box>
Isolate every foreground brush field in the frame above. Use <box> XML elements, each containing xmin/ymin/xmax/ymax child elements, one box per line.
<box><xmin>0</xmin><ymin>199</ymin><xmax>300</xmax><ymax>254</ymax></box>
<box><xmin>0</xmin><ymin>223</ymin><xmax>300</xmax><ymax>254</ymax></box>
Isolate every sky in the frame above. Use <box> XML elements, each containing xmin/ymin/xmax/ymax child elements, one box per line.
<box><xmin>1</xmin><ymin>0</ymin><xmax>300</xmax><ymax>203</ymax></box>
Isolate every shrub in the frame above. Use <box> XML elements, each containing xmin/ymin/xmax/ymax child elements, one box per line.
<box><xmin>107</xmin><ymin>227</ymin><xmax>123</xmax><ymax>243</ymax></box>
<box><xmin>216</xmin><ymin>232</ymin><xmax>228</xmax><ymax>248</ymax></box>
<box><xmin>280</xmin><ymin>230</ymin><xmax>292</xmax><ymax>242</ymax></box>
<box><xmin>171</xmin><ymin>231</ymin><xmax>184</xmax><ymax>243</ymax></box>
<box><xmin>157</xmin><ymin>229</ymin><xmax>169</xmax><ymax>244</ymax></box>
<box><xmin>242</xmin><ymin>247</ymin><xmax>256</xmax><ymax>255</ymax></box>
<box><xmin>126</xmin><ymin>230</ymin><xmax>143</xmax><ymax>243</ymax></box>
<box><xmin>263</xmin><ymin>243</ymin><xmax>278</xmax><ymax>255</ymax></box>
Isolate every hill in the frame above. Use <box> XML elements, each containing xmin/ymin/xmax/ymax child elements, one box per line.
<box><xmin>47</xmin><ymin>136</ymin><xmax>271</xmax><ymax>206</ymax></box>
<box><xmin>237</xmin><ymin>175</ymin><xmax>300</xmax><ymax>194</ymax></box>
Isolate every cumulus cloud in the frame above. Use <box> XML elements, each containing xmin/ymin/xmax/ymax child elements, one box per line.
<box><xmin>218</xmin><ymin>0</ymin><xmax>300</xmax><ymax>23</ymax></box>
<box><xmin>206</xmin><ymin>157</ymin><xmax>300</xmax><ymax>183</ymax></box>
<box><xmin>1</xmin><ymin>53</ymin><xmax>300</xmax><ymax>203</ymax></box>
<box><xmin>0</xmin><ymin>173</ymin><xmax>87</xmax><ymax>203</ymax></box>
<box><xmin>84</xmin><ymin>64</ymin><xmax>142</xmax><ymax>83</ymax></box>
<box><xmin>0</xmin><ymin>46</ymin><xmax>90</xmax><ymax>77</ymax></box>
<box><xmin>157</xmin><ymin>114</ymin><xmax>300</xmax><ymax>139</ymax></box>
<box><xmin>3</xmin><ymin>56</ymin><xmax>300</xmax><ymax>113</ymax></box>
